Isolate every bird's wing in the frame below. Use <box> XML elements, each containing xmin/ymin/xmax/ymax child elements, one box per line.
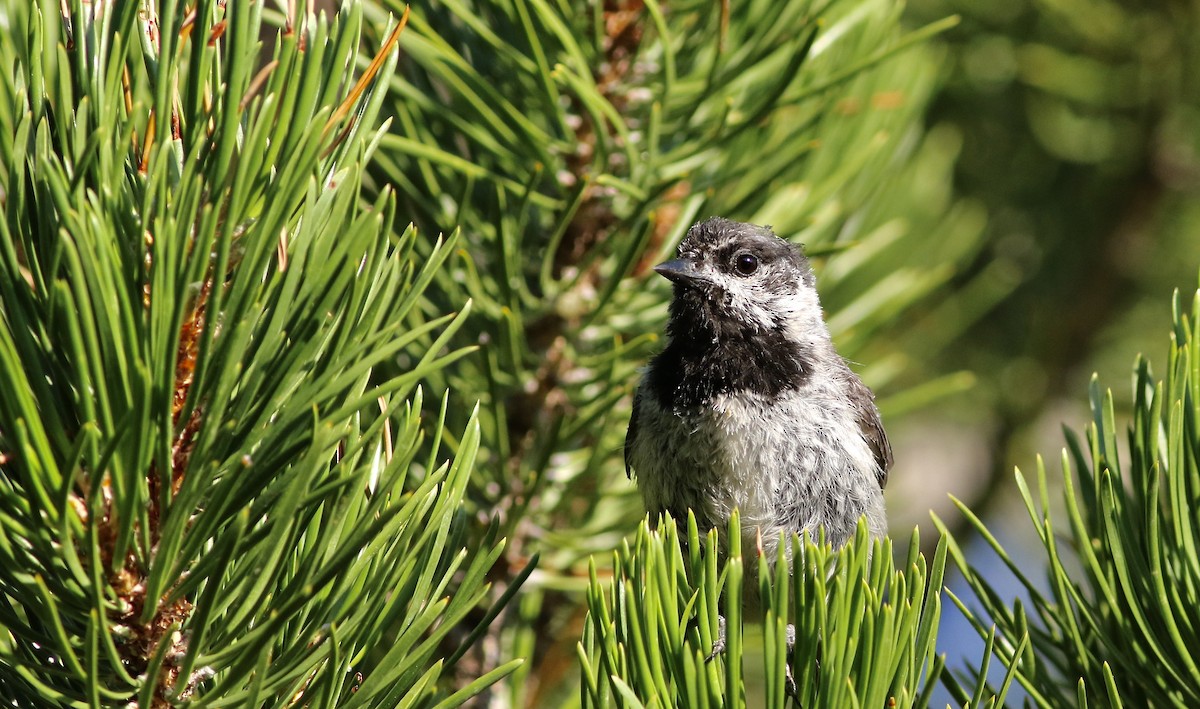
<box><xmin>847</xmin><ymin>373</ymin><xmax>893</xmax><ymax>489</ymax></box>
<box><xmin>625</xmin><ymin>387</ymin><xmax>641</xmax><ymax>479</ymax></box>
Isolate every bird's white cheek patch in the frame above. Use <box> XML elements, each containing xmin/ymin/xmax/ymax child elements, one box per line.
<box><xmin>724</xmin><ymin>284</ymin><xmax>776</xmax><ymax>332</ymax></box>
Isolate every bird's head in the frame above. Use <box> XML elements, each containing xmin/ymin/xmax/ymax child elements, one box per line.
<box><xmin>657</xmin><ymin>218</ymin><xmax>825</xmax><ymax>344</ymax></box>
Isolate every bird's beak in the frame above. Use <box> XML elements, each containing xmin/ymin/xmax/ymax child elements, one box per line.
<box><xmin>654</xmin><ymin>258</ymin><xmax>707</xmax><ymax>287</ymax></box>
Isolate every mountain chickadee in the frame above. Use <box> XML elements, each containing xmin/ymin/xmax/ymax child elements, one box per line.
<box><xmin>625</xmin><ymin>217</ymin><xmax>891</xmax><ymax>561</ymax></box>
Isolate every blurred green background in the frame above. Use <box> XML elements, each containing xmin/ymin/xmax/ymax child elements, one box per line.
<box><xmin>894</xmin><ymin>0</ymin><xmax>1200</xmax><ymax>695</ymax></box>
<box><xmin>889</xmin><ymin>0</ymin><xmax>1200</xmax><ymax>535</ymax></box>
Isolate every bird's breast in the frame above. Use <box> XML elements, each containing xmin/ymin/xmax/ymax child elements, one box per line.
<box><xmin>630</xmin><ymin>385</ymin><xmax>884</xmax><ymax>550</ymax></box>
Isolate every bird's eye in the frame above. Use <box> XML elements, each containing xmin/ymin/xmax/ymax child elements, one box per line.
<box><xmin>733</xmin><ymin>253</ymin><xmax>759</xmax><ymax>276</ymax></box>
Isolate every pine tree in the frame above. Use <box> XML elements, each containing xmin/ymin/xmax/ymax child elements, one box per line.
<box><xmin>11</xmin><ymin>0</ymin><xmax>1194</xmax><ymax>706</ymax></box>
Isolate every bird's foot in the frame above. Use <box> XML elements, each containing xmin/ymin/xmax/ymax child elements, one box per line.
<box><xmin>705</xmin><ymin>615</ymin><xmax>727</xmax><ymax>662</ymax></box>
<box><xmin>705</xmin><ymin>618</ymin><xmax>799</xmax><ymax>696</ymax></box>
<box><xmin>785</xmin><ymin>623</ymin><xmax>797</xmax><ymax>697</ymax></box>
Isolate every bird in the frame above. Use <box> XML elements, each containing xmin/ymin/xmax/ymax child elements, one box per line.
<box><xmin>624</xmin><ymin>217</ymin><xmax>891</xmax><ymax>563</ymax></box>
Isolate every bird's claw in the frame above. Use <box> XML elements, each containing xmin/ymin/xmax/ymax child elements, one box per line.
<box><xmin>705</xmin><ymin>615</ymin><xmax>727</xmax><ymax>662</ymax></box>
<box><xmin>785</xmin><ymin>623</ymin><xmax>798</xmax><ymax>697</ymax></box>
<box><xmin>706</xmin><ymin>617</ymin><xmax>799</xmax><ymax>698</ymax></box>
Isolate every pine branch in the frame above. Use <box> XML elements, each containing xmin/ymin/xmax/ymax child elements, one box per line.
<box><xmin>579</xmin><ymin>513</ymin><xmax>1012</xmax><ymax>707</ymax></box>
<box><xmin>937</xmin><ymin>283</ymin><xmax>1200</xmax><ymax>706</ymax></box>
<box><xmin>0</xmin><ymin>2</ymin><xmax>519</xmax><ymax>705</ymax></box>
